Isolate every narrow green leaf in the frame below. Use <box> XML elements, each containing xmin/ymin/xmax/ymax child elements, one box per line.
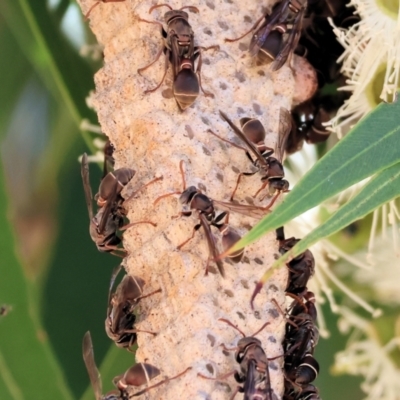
<box><xmin>0</xmin><ymin>24</ymin><xmax>31</xmax><ymax>130</ymax></box>
<box><xmin>0</xmin><ymin>165</ymin><xmax>74</xmax><ymax>399</ymax></box>
<box><xmin>0</xmin><ymin>0</ymin><xmax>97</xmax><ymax>153</ymax></box>
<box><xmin>232</xmin><ymin>93</ymin><xmax>400</xmax><ymax>252</ymax></box>
<box><xmin>257</xmin><ymin>162</ymin><xmax>400</xmax><ymax>287</ymax></box>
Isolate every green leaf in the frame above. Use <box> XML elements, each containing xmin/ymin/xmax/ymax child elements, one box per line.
<box><xmin>0</xmin><ymin>160</ymin><xmax>74</xmax><ymax>399</ymax></box>
<box><xmin>0</xmin><ymin>24</ymin><xmax>31</xmax><ymax>130</ymax></box>
<box><xmin>231</xmin><ymin>92</ymin><xmax>400</xmax><ymax>253</ymax></box>
<box><xmin>256</xmin><ymin>161</ymin><xmax>400</xmax><ymax>288</ymax></box>
<box><xmin>0</xmin><ymin>0</ymin><xmax>97</xmax><ymax>154</ymax></box>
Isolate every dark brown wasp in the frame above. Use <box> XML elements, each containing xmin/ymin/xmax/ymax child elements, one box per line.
<box><xmin>299</xmin><ymin>0</ymin><xmax>359</xmax><ymax>86</ymax></box>
<box><xmin>199</xmin><ymin>318</ymin><xmax>279</xmax><ymax>400</ymax></box>
<box><xmin>225</xmin><ymin>0</ymin><xmax>306</xmax><ymax>70</ymax></box>
<box><xmin>271</xmin><ymin>287</ymin><xmax>319</xmax><ymax>388</ymax></box>
<box><xmin>250</xmin><ymin>225</ymin><xmax>314</xmax><ymax>309</ymax></box>
<box><xmin>286</xmin><ymin>99</ymin><xmax>331</xmax><ymax>153</ymax></box>
<box><xmin>105</xmin><ymin>265</ymin><xmax>161</xmax><ymax>350</ymax></box>
<box><xmin>138</xmin><ymin>4</ymin><xmax>216</xmax><ymax>110</ymax></box>
<box><xmin>81</xmin><ymin>153</ymin><xmax>158</xmax><ymax>256</ymax></box>
<box><xmin>178</xmin><ymin>186</ymin><xmax>247</xmax><ymax>277</ymax></box>
<box><xmin>83</xmin><ymin>331</ymin><xmax>190</xmax><ymax>399</ymax></box>
<box><xmin>281</xmin><ymin>321</ymin><xmax>320</xmax><ymax>389</ymax></box>
<box><xmin>282</xmin><ymin>297</ymin><xmax>320</xmax><ymax>388</ymax></box>
<box><xmin>84</xmin><ymin>0</ymin><xmax>126</xmax><ymax>20</ymax></box>
<box><xmin>154</xmin><ymin>161</ymin><xmax>273</xmax><ymax>277</ymax></box>
<box><xmin>276</xmin><ymin>227</ymin><xmax>315</xmax><ymax>295</ymax></box>
<box><xmin>209</xmin><ymin>109</ymin><xmax>291</xmax><ymax>202</ymax></box>
<box><xmin>286</xmin><ymin>0</ymin><xmax>359</xmax><ymax>154</ymax></box>
<box><xmin>287</xmin><ymin>84</ymin><xmax>352</xmax><ymax>154</ymax></box>
<box><xmin>81</xmin><ymin>152</ymin><xmax>133</xmax><ymax>255</ymax></box>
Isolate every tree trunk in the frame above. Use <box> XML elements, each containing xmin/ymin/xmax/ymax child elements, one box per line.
<box><xmin>77</xmin><ymin>0</ymin><xmax>310</xmax><ymax>398</ymax></box>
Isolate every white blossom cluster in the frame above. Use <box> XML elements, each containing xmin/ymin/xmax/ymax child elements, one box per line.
<box><xmin>328</xmin><ymin>0</ymin><xmax>400</xmax><ymax>137</ymax></box>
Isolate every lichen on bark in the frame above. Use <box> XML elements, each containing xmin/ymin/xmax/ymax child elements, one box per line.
<box><xmin>76</xmin><ymin>0</ymin><xmax>314</xmax><ymax>398</ymax></box>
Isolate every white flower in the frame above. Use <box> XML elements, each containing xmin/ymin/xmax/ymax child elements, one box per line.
<box><xmin>78</xmin><ymin>119</ymin><xmax>107</xmax><ymax>163</ymax></box>
<box><xmin>334</xmin><ymin>307</ymin><xmax>400</xmax><ymax>400</ymax></box>
<box><xmin>328</xmin><ymin>0</ymin><xmax>400</xmax><ymax>137</ymax></box>
<box><xmin>338</xmin><ymin>224</ymin><xmax>400</xmax><ymax>305</ymax></box>
<box><xmin>367</xmin><ymin>201</ymin><xmax>400</xmax><ymax>264</ymax></box>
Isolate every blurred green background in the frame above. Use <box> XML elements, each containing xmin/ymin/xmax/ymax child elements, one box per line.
<box><xmin>0</xmin><ymin>1</ymin><xmax>367</xmax><ymax>399</ymax></box>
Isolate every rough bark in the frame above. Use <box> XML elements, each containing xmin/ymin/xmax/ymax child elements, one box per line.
<box><xmin>77</xmin><ymin>0</ymin><xmax>314</xmax><ymax>398</ymax></box>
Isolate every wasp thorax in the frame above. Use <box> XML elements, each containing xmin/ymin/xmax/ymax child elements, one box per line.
<box><xmin>293</xmin><ymin>101</ymin><xmax>315</xmax><ymax>133</ymax></box>
<box><xmin>179</xmin><ymin>186</ymin><xmax>198</xmax><ymax>205</ymax></box>
<box><xmin>164</xmin><ymin>10</ymin><xmax>189</xmax><ymax>24</ymax></box>
<box><xmin>191</xmin><ymin>192</ymin><xmax>214</xmax><ymax>213</ymax></box>
<box><xmin>237</xmin><ymin>336</ymin><xmax>263</xmax><ymax>351</ymax></box>
<box><xmin>97</xmin><ymin>168</ymin><xmax>135</xmax><ymax>205</ymax></box>
<box><xmin>267</xmin><ymin>158</ymin><xmax>285</xmax><ymax>179</ymax></box>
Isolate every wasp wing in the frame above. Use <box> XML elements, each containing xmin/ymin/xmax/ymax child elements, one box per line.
<box><xmin>242</xmin><ymin>360</ymin><xmax>260</xmax><ymax>400</ymax></box>
<box><xmin>213</xmin><ymin>200</ymin><xmax>270</xmax><ymax>220</ymax></box>
<box><xmin>219</xmin><ymin>110</ymin><xmax>268</xmax><ymax>169</ymax></box>
<box><xmin>271</xmin><ymin>7</ymin><xmax>305</xmax><ymax>71</ymax></box>
<box><xmin>82</xmin><ymin>332</ymin><xmax>103</xmax><ymax>400</ymax></box>
<box><xmin>170</xmin><ymin>37</ymin><xmax>181</xmax><ymax>78</ymax></box>
<box><xmin>81</xmin><ymin>153</ymin><xmax>94</xmax><ymax>221</ymax></box>
<box><xmin>243</xmin><ymin>359</ymin><xmax>274</xmax><ymax>400</ymax></box>
<box><xmin>97</xmin><ymin>178</ymin><xmax>121</xmax><ymax>234</ymax></box>
<box><xmin>107</xmin><ymin>264</ymin><xmax>123</xmax><ymax>316</ymax></box>
<box><xmin>274</xmin><ymin>108</ymin><xmax>292</xmax><ymax>163</ymax></box>
<box><xmin>199</xmin><ymin>213</ymin><xmax>225</xmax><ymax>277</ymax></box>
<box><xmin>249</xmin><ymin>0</ymin><xmax>291</xmax><ymax>57</ymax></box>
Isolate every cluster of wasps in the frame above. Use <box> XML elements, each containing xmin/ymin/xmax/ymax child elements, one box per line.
<box><xmin>85</xmin><ymin>0</ymin><xmax>351</xmax><ymax>138</ymax></box>
<box><xmin>81</xmin><ymin>143</ymin><xmax>187</xmax><ymax>399</ymax></box>
<box><xmin>275</xmin><ymin>227</ymin><xmax>320</xmax><ymax>400</ymax></box>
<box><xmin>79</xmin><ymin>0</ymin><xmax>356</xmax><ymax>398</ymax></box>
<box><xmin>79</xmin><ymin>110</ymin><xmax>293</xmax><ymax>399</ymax></box>
<box><xmin>198</xmin><ymin>224</ymin><xmax>320</xmax><ymax>400</ymax></box>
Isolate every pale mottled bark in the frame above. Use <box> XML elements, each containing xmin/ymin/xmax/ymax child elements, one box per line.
<box><xmin>77</xmin><ymin>0</ymin><xmax>315</xmax><ymax>398</ymax></box>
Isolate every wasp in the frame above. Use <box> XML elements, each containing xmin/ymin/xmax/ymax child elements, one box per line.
<box><xmin>226</xmin><ymin>0</ymin><xmax>307</xmax><ymax>70</ymax></box>
<box><xmin>105</xmin><ymin>265</ymin><xmax>161</xmax><ymax>350</ymax></box>
<box><xmin>81</xmin><ymin>153</ymin><xmax>159</xmax><ymax>256</ymax></box>
<box><xmin>276</xmin><ymin>227</ymin><xmax>315</xmax><ymax>295</ymax></box>
<box><xmin>83</xmin><ymin>331</ymin><xmax>191</xmax><ymax>399</ymax></box>
<box><xmin>154</xmin><ymin>161</ymin><xmax>272</xmax><ymax>277</ymax></box>
<box><xmin>138</xmin><ymin>4</ymin><xmax>216</xmax><ymax>109</ymax></box>
<box><xmin>199</xmin><ymin>318</ymin><xmax>279</xmax><ymax>399</ymax></box>
<box><xmin>209</xmin><ymin>109</ymin><xmax>291</xmax><ymax>202</ymax></box>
